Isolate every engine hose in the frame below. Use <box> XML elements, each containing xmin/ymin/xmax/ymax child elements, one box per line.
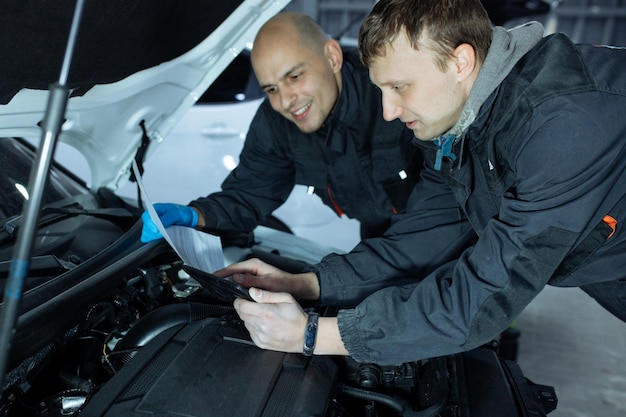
<box><xmin>58</xmin><ymin>369</ymin><xmax>95</xmax><ymax>392</ymax></box>
<box><xmin>338</xmin><ymin>384</ymin><xmax>447</xmax><ymax>417</ymax></box>
<box><xmin>113</xmin><ymin>302</ymin><xmax>234</xmax><ymax>365</ymax></box>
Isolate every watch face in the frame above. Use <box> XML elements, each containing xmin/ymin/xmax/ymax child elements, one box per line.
<box><xmin>305</xmin><ymin>323</ymin><xmax>317</xmax><ymax>347</ymax></box>
<box><xmin>303</xmin><ymin>314</ymin><xmax>319</xmax><ymax>355</ymax></box>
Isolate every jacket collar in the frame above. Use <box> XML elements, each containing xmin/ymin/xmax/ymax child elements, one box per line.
<box><xmin>321</xmin><ymin>49</ymin><xmax>365</xmax><ymax>154</ymax></box>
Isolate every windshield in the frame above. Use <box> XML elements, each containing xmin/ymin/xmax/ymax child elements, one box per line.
<box><xmin>0</xmin><ymin>138</ymin><xmax>87</xmax><ymax>223</ymax></box>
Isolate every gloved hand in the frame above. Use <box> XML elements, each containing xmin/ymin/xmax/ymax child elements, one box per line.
<box><xmin>140</xmin><ymin>203</ymin><xmax>199</xmax><ymax>243</ymax></box>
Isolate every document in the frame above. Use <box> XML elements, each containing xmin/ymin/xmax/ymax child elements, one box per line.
<box><xmin>132</xmin><ymin>160</ymin><xmax>224</xmax><ymax>273</ymax></box>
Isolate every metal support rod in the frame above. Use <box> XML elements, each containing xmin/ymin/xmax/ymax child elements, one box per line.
<box><xmin>0</xmin><ymin>0</ymin><xmax>85</xmax><ymax>387</ymax></box>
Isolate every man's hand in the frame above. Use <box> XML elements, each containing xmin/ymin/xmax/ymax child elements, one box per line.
<box><xmin>234</xmin><ymin>289</ymin><xmax>307</xmax><ymax>353</ymax></box>
<box><xmin>140</xmin><ymin>203</ymin><xmax>199</xmax><ymax>243</ymax></box>
<box><xmin>234</xmin><ymin>288</ymin><xmax>349</xmax><ymax>356</ymax></box>
<box><xmin>214</xmin><ymin>258</ymin><xmax>320</xmax><ymax>300</ymax></box>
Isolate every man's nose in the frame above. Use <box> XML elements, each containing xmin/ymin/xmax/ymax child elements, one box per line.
<box><xmin>382</xmin><ymin>95</ymin><xmax>402</xmax><ymax>121</ymax></box>
<box><xmin>280</xmin><ymin>86</ymin><xmax>296</xmax><ymax>110</ymax></box>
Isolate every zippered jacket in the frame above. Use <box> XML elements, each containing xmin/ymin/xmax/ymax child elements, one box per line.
<box><xmin>189</xmin><ymin>49</ymin><xmax>421</xmax><ymax>239</ymax></box>
<box><xmin>313</xmin><ymin>31</ymin><xmax>626</xmax><ymax>364</ymax></box>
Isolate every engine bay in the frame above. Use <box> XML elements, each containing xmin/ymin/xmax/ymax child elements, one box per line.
<box><xmin>0</xmin><ymin>234</ymin><xmax>557</xmax><ymax>417</ymax></box>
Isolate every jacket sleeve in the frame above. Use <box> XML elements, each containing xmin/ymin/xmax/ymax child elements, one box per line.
<box><xmin>314</xmin><ymin>164</ymin><xmax>476</xmax><ymax>307</ymax></box>
<box><xmin>189</xmin><ymin>102</ymin><xmax>296</xmax><ymax>233</ymax></box>
<box><xmin>322</xmin><ymin>93</ymin><xmax>626</xmax><ymax>365</ymax></box>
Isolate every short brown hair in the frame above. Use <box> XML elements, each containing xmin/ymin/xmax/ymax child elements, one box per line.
<box><xmin>359</xmin><ymin>0</ymin><xmax>492</xmax><ymax>71</ymax></box>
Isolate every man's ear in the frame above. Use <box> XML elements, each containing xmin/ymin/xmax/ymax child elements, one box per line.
<box><xmin>452</xmin><ymin>43</ymin><xmax>476</xmax><ymax>82</ymax></box>
<box><xmin>325</xmin><ymin>39</ymin><xmax>343</xmax><ymax>73</ymax></box>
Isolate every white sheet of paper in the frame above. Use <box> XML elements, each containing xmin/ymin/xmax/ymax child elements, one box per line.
<box><xmin>132</xmin><ymin>160</ymin><xmax>224</xmax><ymax>272</ymax></box>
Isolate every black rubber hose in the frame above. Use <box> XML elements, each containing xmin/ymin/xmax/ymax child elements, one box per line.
<box><xmin>113</xmin><ymin>302</ymin><xmax>234</xmax><ymax>364</ymax></box>
<box><xmin>339</xmin><ymin>384</ymin><xmax>447</xmax><ymax>417</ymax></box>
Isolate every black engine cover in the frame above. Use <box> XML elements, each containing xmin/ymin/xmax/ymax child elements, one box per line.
<box><xmin>82</xmin><ymin>316</ymin><xmax>337</xmax><ymax>417</ymax></box>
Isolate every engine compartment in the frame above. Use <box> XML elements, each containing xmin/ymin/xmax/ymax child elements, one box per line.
<box><xmin>1</xmin><ymin>248</ymin><xmax>557</xmax><ymax>417</ymax></box>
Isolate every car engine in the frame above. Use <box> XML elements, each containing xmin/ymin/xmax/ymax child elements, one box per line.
<box><xmin>0</xmin><ymin>228</ymin><xmax>557</xmax><ymax>417</ymax></box>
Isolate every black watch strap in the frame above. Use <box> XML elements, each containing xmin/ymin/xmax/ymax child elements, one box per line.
<box><xmin>302</xmin><ymin>312</ymin><xmax>319</xmax><ymax>356</ymax></box>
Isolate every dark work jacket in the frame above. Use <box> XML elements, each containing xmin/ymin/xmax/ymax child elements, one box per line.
<box><xmin>190</xmin><ymin>49</ymin><xmax>421</xmax><ymax>241</ymax></box>
<box><xmin>315</xmin><ymin>34</ymin><xmax>626</xmax><ymax>364</ymax></box>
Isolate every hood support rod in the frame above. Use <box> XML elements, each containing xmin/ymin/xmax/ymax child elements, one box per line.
<box><xmin>0</xmin><ymin>0</ymin><xmax>86</xmax><ymax>387</ymax></box>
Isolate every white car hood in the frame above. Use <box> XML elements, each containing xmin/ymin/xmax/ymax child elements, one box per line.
<box><xmin>0</xmin><ymin>0</ymin><xmax>288</xmax><ymax>190</ymax></box>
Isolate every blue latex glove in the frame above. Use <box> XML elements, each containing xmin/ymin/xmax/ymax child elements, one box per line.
<box><xmin>140</xmin><ymin>203</ymin><xmax>199</xmax><ymax>243</ymax></box>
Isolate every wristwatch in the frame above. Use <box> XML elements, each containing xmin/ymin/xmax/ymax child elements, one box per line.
<box><xmin>302</xmin><ymin>312</ymin><xmax>319</xmax><ymax>356</ymax></box>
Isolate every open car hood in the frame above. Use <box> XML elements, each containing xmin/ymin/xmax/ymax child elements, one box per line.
<box><xmin>0</xmin><ymin>0</ymin><xmax>288</xmax><ymax>190</ymax></box>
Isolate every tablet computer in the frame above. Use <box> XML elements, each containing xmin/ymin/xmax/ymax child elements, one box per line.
<box><xmin>182</xmin><ymin>264</ymin><xmax>253</xmax><ymax>303</ymax></box>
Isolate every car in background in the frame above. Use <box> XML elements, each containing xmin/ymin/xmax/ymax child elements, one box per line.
<box><xmin>0</xmin><ymin>1</ymin><xmax>556</xmax><ymax>416</ymax></box>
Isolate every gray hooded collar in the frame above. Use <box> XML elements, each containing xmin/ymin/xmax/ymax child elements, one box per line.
<box><xmin>448</xmin><ymin>21</ymin><xmax>545</xmax><ymax>138</ymax></box>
